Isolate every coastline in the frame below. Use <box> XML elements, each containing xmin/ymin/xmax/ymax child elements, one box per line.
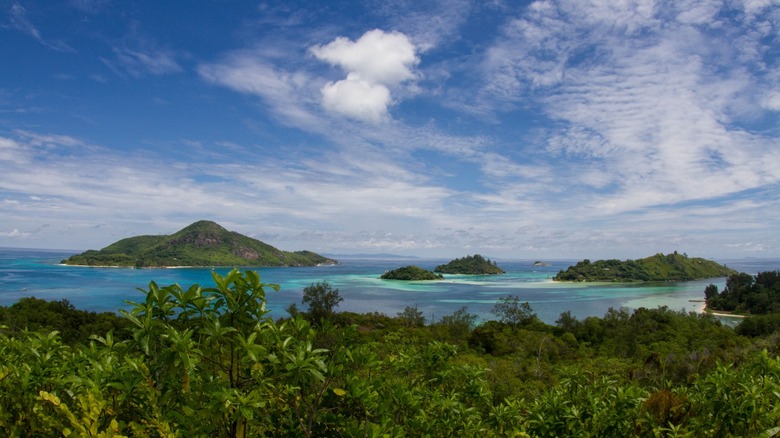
<box><xmin>704</xmin><ymin>309</ymin><xmax>747</xmax><ymax>319</ymax></box>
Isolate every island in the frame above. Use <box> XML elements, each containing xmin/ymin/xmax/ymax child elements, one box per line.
<box><xmin>380</xmin><ymin>266</ymin><xmax>444</xmax><ymax>281</ymax></box>
<box><xmin>61</xmin><ymin>220</ymin><xmax>338</xmax><ymax>268</ymax></box>
<box><xmin>553</xmin><ymin>252</ymin><xmax>736</xmax><ymax>282</ymax></box>
<box><xmin>433</xmin><ymin>254</ymin><xmax>505</xmax><ymax>275</ymax></box>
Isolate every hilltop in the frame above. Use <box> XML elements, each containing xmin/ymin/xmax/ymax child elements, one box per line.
<box><xmin>553</xmin><ymin>252</ymin><xmax>736</xmax><ymax>282</ymax></box>
<box><xmin>61</xmin><ymin>220</ymin><xmax>337</xmax><ymax>268</ymax></box>
<box><xmin>434</xmin><ymin>254</ymin><xmax>505</xmax><ymax>275</ymax></box>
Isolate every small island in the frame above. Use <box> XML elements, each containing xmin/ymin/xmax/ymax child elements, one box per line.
<box><xmin>433</xmin><ymin>254</ymin><xmax>505</xmax><ymax>275</ymax></box>
<box><xmin>380</xmin><ymin>266</ymin><xmax>444</xmax><ymax>281</ymax></box>
<box><xmin>61</xmin><ymin>220</ymin><xmax>337</xmax><ymax>268</ymax></box>
<box><xmin>553</xmin><ymin>252</ymin><xmax>736</xmax><ymax>282</ymax></box>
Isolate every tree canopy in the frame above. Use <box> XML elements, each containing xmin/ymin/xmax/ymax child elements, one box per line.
<box><xmin>706</xmin><ymin>270</ymin><xmax>780</xmax><ymax>315</ymax></box>
<box><xmin>380</xmin><ymin>265</ymin><xmax>443</xmax><ymax>280</ymax></box>
<box><xmin>302</xmin><ymin>281</ymin><xmax>343</xmax><ymax>324</ymax></box>
<box><xmin>434</xmin><ymin>254</ymin><xmax>505</xmax><ymax>275</ymax></box>
<box><xmin>554</xmin><ymin>252</ymin><xmax>735</xmax><ymax>282</ymax></box>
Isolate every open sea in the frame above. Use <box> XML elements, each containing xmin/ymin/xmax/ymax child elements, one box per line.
<box><xmin>1</xmin><ymin>248</ymin><xmax>778</xmax><ymax>325</ymax></box>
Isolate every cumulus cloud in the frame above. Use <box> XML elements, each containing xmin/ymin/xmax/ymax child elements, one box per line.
<box><xmin>310</xmin><ymin>29</ymin><xmax>419</xmax><ymax>123</ymax></box>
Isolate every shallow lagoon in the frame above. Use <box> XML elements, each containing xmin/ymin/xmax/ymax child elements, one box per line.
<box><xmin>1</xmin><ymin>248</ymin><xmax>777</xmax><ymax>325</ymax></box>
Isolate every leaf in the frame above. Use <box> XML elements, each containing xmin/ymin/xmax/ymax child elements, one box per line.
<box><xmin>39</xmin><ymin>390</ymin><xmax>61</xmax><ymax>406</ymax></box>
<box><xmin>333</xmin><ymin>388</ymin><xmax>347</xmax><ymax>397</ymax></box>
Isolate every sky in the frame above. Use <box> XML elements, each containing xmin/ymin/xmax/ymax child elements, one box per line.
<box><xmin>1</xmin><ymin>0</ymin><xmax>779</xmax><ymax>260</ymax></box>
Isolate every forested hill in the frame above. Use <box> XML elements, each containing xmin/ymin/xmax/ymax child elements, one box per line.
<box><xmin>380</xmin><ymin>265</ymin><xmax>444</xmax><ymax>281</ymax></box>
<box><xmin>553</xmin><ymin>252</ymin><xmax>736</xmax><ymax>282</ymax></box>
<box><xmin>61</xmin><ymin>220</ymin><xmax>337</xmax><ymax>268</ymax></box>
<box><xmin>434</xmin><ymin>254</ymin><xmax>505</xmax><ymax>275</ymax></box>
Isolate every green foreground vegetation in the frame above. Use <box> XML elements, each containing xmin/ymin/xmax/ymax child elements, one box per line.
<box><xmin>554</xmin><ymin>252</ymin><xmax>736</xmax><ymax>282</ymax></box>
<box><xmin>434</xmin><ymin>254</ymin><xmax>506</xmax><ymax>275</ymax></box>
<box><xmin>2</xmin><ymin>269</ymin><xmax>780</xmax><ymax>437</ymax></box>
<box><xmin>62</xmin><ymin>220</ymin><xmax>337</xmax><ymax>268</ymax></box>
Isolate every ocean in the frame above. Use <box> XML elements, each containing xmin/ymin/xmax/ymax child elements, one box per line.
<box><xmin>1</xmin><ymin>248</ymin><xmax>778</xmax><ymax>325</ymax></box>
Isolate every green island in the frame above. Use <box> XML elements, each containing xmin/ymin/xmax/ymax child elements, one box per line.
<box><xmin>3</xmin><ymin>269</ymin><xmax>780</xmax><ymax>436</ymax></box>
<box><xmin>553</xmin><ymin>252</ymin><xmax>735</xmax><ymax>282</ymax></box>
<box><xmin>61</xmin><ymin>220</ymin><xmax>337</xmax><ymax>268</ymax></box>
<box><xmin>380</xmin><ymin>265</ymin><xmax>444</xmax><ymax>280</ymax></box>
<box><xmin>434</xmin><ymin>254</ymin><xmax>505</xmax><ymax>275</ymax></box>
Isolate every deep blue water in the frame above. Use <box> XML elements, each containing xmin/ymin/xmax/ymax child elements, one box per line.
<box><xmin>1</xmin><ymin>248</ymin><xmax>778</xmax><ymax>325</ymax></box>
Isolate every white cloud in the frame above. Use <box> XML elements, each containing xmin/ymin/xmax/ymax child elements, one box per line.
<box><xmin>320</xmin><ymin>73</ymin><xmax>391</xmax><ymax>123</ymax></box>
<box><xmin>762</xmin><ymin>91</ymin><xmax>780</xmax><ymax>111</ymax></box>
<box><xmin>1</xmin><ymin>228</ymin><xmax>29</xmax><ymax>238</ymax></box>
<box><xmin>311</xmin><ymin>29</ymin><xmax>418</xmax><ymax>84</ymax></box>
<box><xmin>310</xmin><ymin>29</ymin><xmax>419</xmax><ymax>122</ymax></box>
<box><xmin>199</xmin><ymin>52</ymin><xmax>325</xmax><ymax>130</ymax></box>
<box><xmin>480</xmin><ymin>0</ymin><xmax>780</xmax><ymax>216</ymax></box>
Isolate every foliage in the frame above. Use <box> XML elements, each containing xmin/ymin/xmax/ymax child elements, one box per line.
<box><xmin>0</xmin><ymin>297</ymin><xmax>131</xmax><ymax>344</ymax></box>
<box><xmin>61</xmin><ymin>220</ymin><xmax>337</xmax><ymax>267</ymax></box>
<box><xmin>491</xmin><ymin>295</ymin><xmax>538</xmax><ymax>326</ymax></box>
<box><xmin>554</xmin><ymin>252</ymin><xmax>736</xmax><ymax>282</ymax></box>
<box><xmin>3</xmin><ymin>271</ymin><xmax>780</xmax><ymax>436</ymax></box>
<box><xmin>434</xmin><ymin>254</ymin><xmax>506</xmax><ymax>275</ymax></box>
<box><xmin>380</xmin><ymin>265</ymin><xmax>444</xmax><ymax>280</ymax></box>
<box><xmin>706</xmin><ymin>270</ymin><xmax>780</xmax><ymax>315</ymax></box>
<box><xmin>301</xmin><ymin>281</ymin><xmax>343</xmax><ymax>325</ymax></box>
<box><xmin>397</xmin><ymin>305</ymin><xmax>426</xmax><ymax>327</ymax></box>
<box><xmin>434</xmin><ymin>306</ymin><xmax>478</xmax><ymax>342</ymax></box>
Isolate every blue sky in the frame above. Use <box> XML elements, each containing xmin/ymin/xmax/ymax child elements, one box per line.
<box><xmin>1</xmin><ymin>0</ymin><xmax>779</xmax><ymax>259</ymax></box>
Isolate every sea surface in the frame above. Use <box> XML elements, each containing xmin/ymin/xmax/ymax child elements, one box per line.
<box><xmin>1</xmin><ymin>248</ymin><xmax>778</xmax><ymax>325</ymax></box>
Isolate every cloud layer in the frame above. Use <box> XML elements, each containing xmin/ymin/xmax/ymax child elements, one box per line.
<box><xmin>1</xmin><ymin>0</ymin><xmax>779</xmax><ymax>259</ymax></box>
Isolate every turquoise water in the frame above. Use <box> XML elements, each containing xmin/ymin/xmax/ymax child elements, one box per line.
<box><xmin>1</xmin><ymin>248</ymin><xmax>778</xmax><ymax>324</ymax></box>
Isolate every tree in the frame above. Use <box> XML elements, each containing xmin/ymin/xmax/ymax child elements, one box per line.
<box><xmin>398</xmin><ymin>305</ymin><xmax>426</xmax><ymax>327</ymax></box>
<box><xmin>438</xmin><ymin>306</ymin><xmax>478</xmax><ymax>340</ymax></box>
<box><xmin>555</xmin><ymin>310</ymin><xmax>579</xmax><ymax>333</ymax></box>
<box><xmin>491</xmin><ymin>295</ymin><xmax>537</xmax><ymax>326</ymax></box>
<box><xmin>302</xmin><ymin>281</ymin><xmax>343</xmax><ymax>324</ymax></box>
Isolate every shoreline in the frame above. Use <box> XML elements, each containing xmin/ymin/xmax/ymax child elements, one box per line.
<box><xmin>704</xmin><ymin>309</ymin><xmax>747</xmax><ymax>319</ymax></box>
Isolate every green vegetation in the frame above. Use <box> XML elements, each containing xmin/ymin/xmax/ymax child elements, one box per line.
<box><xmin>380</xmin><ymin>265</ymin><xmax>444</xmax><ymax>280</ymax></box>
<box><xmin>706</xmin><ymin>270</ymin><xmax>780</xmax><ymax>316</ymax></box>
<box><xmin>490</xmin><ymin>295</ymin><xmax>538</xmax><ymax>326</ymax></box>
<box><xmin>554</xmin><ymin>252</ymin><xmax>736</xmax><ymax>282</ymax></box>
<box><xmin>301</xmin><ymin>281</ymin><xmax>343</xmax><ymax>325</ymax></box>
<box><xmin>0</xmin><ymin>297</ymin><xmax>131</xmax><ymax>344</ymax></box>
<box><xmin>61</xmin><ymin>220</ymin><xmax>337</xmax><ymax>267</ymax></box>
<box><xmin>434</xmin><ymin>254</ymin><xmax>505</xmax><ymax>275</ymax></box>
<box><xmin>3</xmin><ymin>271</ymin><xmax>780</xmax><ymax>436</ymax></box>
